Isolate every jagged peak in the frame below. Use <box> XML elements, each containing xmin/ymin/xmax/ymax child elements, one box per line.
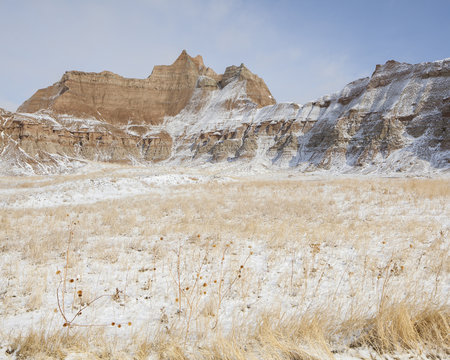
<box><xmin>193</xmin><ymin>55</ymin><xmax>205</xmax><ymax>68</ymax></box>
<box><xmin>173</xmin><ymin>50</ymin><xmax>205</xmax><ymax>70</ymax></box>
<box><xmin>17</xmin><ymin>50</ymin><xmax>277</xmax><ymax>116</ymax></box>
<box><xmin>372</xmin><ymin>59</ymin><xmax>406</xmax><ymax>74</ymax></box>
<box><xmin>220</xmin><ymin>63</ymin><xmax>254</xmax><ymax>88</ymax></box>
<box><xmin>369</xmin><ymin>58</ymin><xmax>450</xmax><ymax>82</ymax></box>
<box><xmin>174</xmin><ymin>49</ymin><xmax>189</xmax><ymax>62</ymax></box>
<box><xmin>217</xmin><ymin>63</ymin><xmax>275</xmax><ymax>106</ymax></box>
<box><xmin>223</xmin><ymin>63</ymin><xmax>246</xmax><ymax>72</ymax></box>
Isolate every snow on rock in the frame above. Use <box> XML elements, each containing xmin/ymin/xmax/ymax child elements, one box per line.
<box><xmin>1</xmin><ymin>57</ymin><xmax>449</xmax><ymax>176</ymax></box>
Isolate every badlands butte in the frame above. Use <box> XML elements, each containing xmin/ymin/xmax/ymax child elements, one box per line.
<box><xmin>0</xmin><ymin>50</ymin><xmax>449</xmax><ymax>175</ymax></box>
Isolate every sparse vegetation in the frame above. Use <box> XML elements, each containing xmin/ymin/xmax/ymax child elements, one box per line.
<box><xmin>0</xmin><ymin>169</ymin><xmax>448</xmax><ymax>359</ymax></box>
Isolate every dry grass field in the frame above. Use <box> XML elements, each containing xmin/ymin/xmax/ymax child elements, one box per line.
<box><xmin>0</xmin><ymin>166</ymin><xmax>448</xmax><ymax>359</ymax></box>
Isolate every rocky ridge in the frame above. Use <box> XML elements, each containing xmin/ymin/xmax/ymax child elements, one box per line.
<box><xmin>1</xmin><ymin>52</ymin><xmax>449</xmax><ymax>175</ymax></box>
<box><xmin>17</xmin><ymin>50</ymin><xmax>274</xmax><ymax>125</ymax></box>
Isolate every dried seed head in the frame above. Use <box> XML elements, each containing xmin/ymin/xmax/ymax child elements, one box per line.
<box><xmin>175</xmin><ymin>298</ymin><xmax>179</xmax><ymax>302</ymax></box>
<box><xmin>117</xmin><ymin>324</ymin><xmax>121</xmax><ymax>328</ymax></box>
<box><xmin>63</xmin><ymin>323</ymin><xmax>68</xmax><ymax>327</ymax></box>
<box><xmin>56</xmin><ymin>270</ymin><xmax>61</xmax><ymax>275</ymax></box>
<box><xmin>69</xmin><ymin>279</ymin><xmax>74</xmax><ymax>283</ymax></box>
<box><xmin>197</xmin><ymin>234</ymin><xmax>200</xmax><ymax>238</ymax></box>
<box><xmin>53</xmin><ymin>308</ymin><xmax>58</xmax><ymax>313</ymax></box>
<box><xmin>128</xmin><ymin>322</ymin><xmax>132</xmax><ymax>326</ymax></box>
<box><xmin>77</xmin><ymin>290</ymin><xmax>83</xmax><ymax>297</ymax></box>
<box><xmin>160</xmin><ymin>237</ymin><xmax>163</xmax><ymax>241</ymax></box>
<box><xmin>203</xmin><ymin>282</ymin><xmax>207</xmax><ymax>287</ymax></box>
<box><xmin>111</xmin><ymin>322</ymin><xmax>115</xmax><ymax>326</ymax></box>
<box><xmin>240</xmin><ymin>265</ymin><xmax>244</xmax><ymax>269</ymax></box>
<box><xmin>185</xmin><ymin>287</ymin><xmax>190</xmax><ymax>291</ymax></box>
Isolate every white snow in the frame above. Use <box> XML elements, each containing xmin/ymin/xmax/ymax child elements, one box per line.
<box><xmin>0</xmin><ymin>165</ymin><xmax>448</xmax><ymax>359</ymax></box>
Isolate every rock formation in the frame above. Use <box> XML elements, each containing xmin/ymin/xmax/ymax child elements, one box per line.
<box><xmin>17</xmin><ymin>50</ymin><xmax>275</xmax><ymax>126</ymax></box>
<box><xmin>1</xmin><ymin>52</ymin><xmax>449</xmax><ymax>175</ymax></box>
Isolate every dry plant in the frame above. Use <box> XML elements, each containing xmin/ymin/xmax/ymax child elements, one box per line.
<box><xmin>2</xmin><ymin>171</ymin><xmax>449</xmax><ymax>359</ymax></box>
<box><xmin>167</xmin><ymin>237</ymin><xmax>253</xmax><ymax>341</ymax></box>
<box><xmin>350</xmin><ymin>303</ymin><xmax>450</xmax><ymax>355</ymax></box>
<box><xmin>54</xmin><ymin>219</ymin><xmax>131</xmax><ymax>333</ymax></box>
<box><xmin>8</xmin><ymin>324</ymin><xmax>112</xmax><ymax>359</ymax></box>
<box><xmin>213</xmin><ymin>243</ymin><xmax>253</xmax><ymax>329</ymax></box>
<box><xmin>169</xmin><ymin>239</ymin><xmax>209</xmax><ymax>342</ymax></box>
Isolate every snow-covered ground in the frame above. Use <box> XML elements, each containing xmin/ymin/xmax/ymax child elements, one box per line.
<box><xmin>0</xmin><ymin>164</ymin><xmax>448</xmax><ymax>359</ymax></box>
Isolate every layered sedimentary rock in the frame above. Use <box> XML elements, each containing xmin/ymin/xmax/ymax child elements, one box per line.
<box><xmin>17</xmin><ymin>51</ymin><xmax>275</xmax><ymax>126</ymax></box>
<box><xmin>1</xmin><ymin>113</ymin><xmax>173</xmax><ymax>174</ymax></box>
<box><xmin>2</xmin><ymin>52</ymin><xmax>449</xmax><ymax>175</ymax></box>
<box><xmin>219</xmin><ymin>64</ymin><xmax>275</xmax><ymax>107</ymax></box>
<box><xmin>166</xmin><ymin>58</ymin><xmax>449</xmax><ymax>172</ymax></box>
<box><xmin>289</xmin><ymin>59</ymin><xmax>450</xmax><ymax>171</ymax></box>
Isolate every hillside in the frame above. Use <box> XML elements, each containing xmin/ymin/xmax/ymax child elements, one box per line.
<box><xmin>1</xmin><ymin>52</ymin><xmax>448</xmax><ymax>175</ymax></box>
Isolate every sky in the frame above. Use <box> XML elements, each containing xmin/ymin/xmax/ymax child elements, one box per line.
<box><xmin>0</xmin><ymin>0</ymin><xmax>449</xmax><ymax>111</ymax></box>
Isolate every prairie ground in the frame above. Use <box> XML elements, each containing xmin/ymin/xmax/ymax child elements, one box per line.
<box><xmin>0</xmin><ymin>164</ymin><xmax>448</xmax><ymax>359</ymax></box>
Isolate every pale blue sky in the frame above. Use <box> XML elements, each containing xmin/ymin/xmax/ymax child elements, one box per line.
<box><xmin>0</xmin><ymin>0</ymin><xmax>449</xmax><ymax>111</ymax></box>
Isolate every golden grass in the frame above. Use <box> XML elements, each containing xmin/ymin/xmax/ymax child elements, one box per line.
<box><xmin>2</xmin><ymin>177</ymin><xmax>448</xmax><ymax>249</ymax></box>
<box><xmin>1</xmin><ymin>173</ymin><xmax>449</xmax><ymax>359</ymax></box>
<box><xmin>351</xmin><ymin>303</ymin><xmax>450</xmax><ymax>354</ymax></box>
<box><xmin>10</xmin><ymin>304</ymin><xmax>448</xmax><ymax>359</ymax></box>
<box><xmin>9</xmin><ymin>327</ymin><xmax>110</xmax><ymax>359</ymax></box>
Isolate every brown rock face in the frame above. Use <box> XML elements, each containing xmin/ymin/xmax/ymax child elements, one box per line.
<box><xmin>18</xmin><ymin>51</ymin><xmax>207</xmax><ymax>125</ymax></box>
<box><xmin>3</xmin><ymin>55</ymin><xmax>449</xmax><ymax>175</ymax></box>
<box><xmin>4</xmin><ymin>51</ymin><xmax>277</xmax><ymax>174</ymax></box>
<box><xmin>219</xmin><ymin>64</ymin><xmax>275</xmax><ymax>107</ymax></box>
<box><xmin>0</xmin><ymin>110</ymin><xmax>173</xmax><ymax>175</ymax></box>
<box><xmin>17</xmin><ymin>51</ymin><xmax>275</xmax><ymax>125</ymax></box>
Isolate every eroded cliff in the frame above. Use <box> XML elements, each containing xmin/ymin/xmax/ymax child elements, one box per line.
<box><xmin>2</xmin><ymin>53</ymin><xmax>449</xmax><ymax>175</ymax></box>
<box><xmin>17</xmin><ymin>51</ymin><xmax>275</xmax><ymax>126</ymax></box>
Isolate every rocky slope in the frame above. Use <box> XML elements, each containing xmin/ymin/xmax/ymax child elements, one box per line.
<box><xmin>1</xmin><ymin>52</ymin><xmax>449</xmax><ymax>175</ymax></box>
<box><xmin>17</xmin><ymin>50</ymin><xmax>274</xmax><ymax>125</ymax></box>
